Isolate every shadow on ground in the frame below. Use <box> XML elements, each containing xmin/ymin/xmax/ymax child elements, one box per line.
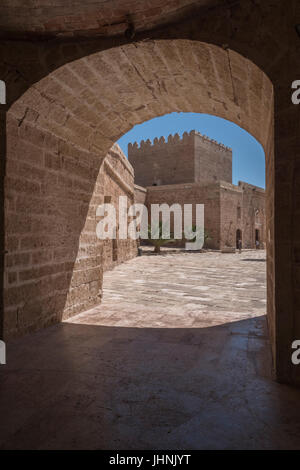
<box><xmin>242</xmin><ymin>258</ymin><xmax>266</xmax><ymax>262</ymax></box>
<box><xmin>1</xmin><ymin>315</ymin><xmax>300</xmax><ymax>450</ymax></box>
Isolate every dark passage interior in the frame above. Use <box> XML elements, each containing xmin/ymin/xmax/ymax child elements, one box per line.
<box><xmin>0</xmin><ymin>0</ymin><xmax>300</xmax><ymax>450</ymax></box>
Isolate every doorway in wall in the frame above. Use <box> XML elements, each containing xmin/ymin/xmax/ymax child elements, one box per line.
<box><xmin>236</xmin><ymin>229</ymin><xmax>242</xmax><ymax>249</ymax></box>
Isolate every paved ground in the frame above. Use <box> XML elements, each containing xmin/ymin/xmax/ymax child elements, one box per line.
<box><xmin>91</xmin><ymin>248</ymin><xmax>267</xmax><ymax>329</ymax></box>
<box><xmin>2</xmin><ymin>250</ymin><xmax>300</xmax><ymax>449</ymax></box>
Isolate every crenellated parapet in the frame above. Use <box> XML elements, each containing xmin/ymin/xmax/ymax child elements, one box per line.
<box><xmin>128</xmin><ymin>129</ymin><xmax>232</xmax><ymax>187</ymax></box>
<box><xmin>195</xmin><ymin>131</ymin><xmax>232</xmax><ymax>152</ymax></box>
<box><xmin>128</xmin><ymin>130</ymin><xmax>232</xmax><ymax>155</ymax></box>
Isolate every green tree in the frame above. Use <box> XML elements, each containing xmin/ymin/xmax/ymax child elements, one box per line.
<box><xmin>147</xmin><ymin>222</ymin><xmax>174</xmax><ymax>254</ymax></box>
<box><xmin>189</xmin><ymin>225</ymin><xmax>211</xmax><ymax>248</ymax></box>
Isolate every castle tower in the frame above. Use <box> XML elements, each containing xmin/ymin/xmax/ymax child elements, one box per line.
<box><xmin>128</xmin><ymin>130</ymin><xmax>232</xmax><ymax>187</ymax></box>
<box><xmin>194</xmin><ymin>132</ymin><xmax>232</xmax><ymax>185</ymax></box>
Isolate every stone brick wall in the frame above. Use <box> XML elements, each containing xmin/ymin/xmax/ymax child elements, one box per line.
<box><xmin>194</xmin><ymin>133</ymin><xmax>232</xmax><ymax>185</ymax></box>
<box><xmin>0</xmin><ymin>0</ymin><xmax>201</xmax><ymax>39</ymax></box>
<box><xmin>128</xmin><ymin>133</ymin><xmax>195</xmax><ymax>187</ymax></box>
<box><xmin>145</xmin><ymin>182</ymin><xmax>221</xmax><ymax>249</ymax></box>
<box><xmin>146</xmin><ymin>180</ymin><xmax>265</xmax><ymax>251</ymax></box>
<box><xmin>134</xmin><ymin>184</ymin><xmax>147</xmax><ymax>205</ymax></box>
<box><xmin>219</xmin><ymin>182</ymin><xmax>243</xmax><ymax>249</ymax></box>
<box><xmin>129</xmin><ymin>130</ymin><xmax>232</xmax><ymax>188</ymax></box>
<box><xmin>4</xmin><ymin>108</ymin><xmax>136</xmax><ymax>338</ymax></box>
<box><xmin>238</xmin><ymin>182</ymin><xmax>266</xmax><ymax>249</ymax></box>
<box><xmin>218</xmin><ymin>181</ymin><xmax>266</xmax><ymax>250</ymax></box>
<box><xmin>102</xmin><ymin>144</ymin><xmax>137</xmax><ymax>271</ymax></box>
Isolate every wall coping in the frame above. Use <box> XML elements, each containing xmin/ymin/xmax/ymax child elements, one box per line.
<box><xmin>128</xmin><ymin>130</ymin><xmax>232</xmax><ymax>154</ymax></box>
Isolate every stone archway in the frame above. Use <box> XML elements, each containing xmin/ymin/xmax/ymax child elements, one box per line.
<box><xmin>3</xmin><ymin>40</ymin><xmax>276</xmax><ymax>377</ymax></box>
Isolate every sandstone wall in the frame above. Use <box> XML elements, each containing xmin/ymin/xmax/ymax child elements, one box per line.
<box><xmin>239</xmin><ymin>182</ymin><xmax>266</xmax><ymax>249</ymax></box>
<box><xmin>4</xmin><ymin>109</ymin><xmax>136</xmax><ymax>338</ymax></box>
<box><xmin>146</xmin><ymin>180</ymin><xmax>266</xmax><ymax>251</ymax></box>
<box><xmin>134</xmin><ymin>184</ymin><xmax>147</xmax><ymax>206</ymax></box>
<box><xmin>129</xmin><ymin>130</ymin><xmax>232</xmax><ymax>189</ymax></box>
<box><xmin>219</xmin><ymin>182</ymin><xmax>243</xmax><ymax>249</ymax></box>
<box><xmin>128</xmin><ymin>132</ymin><xmax>195</xmax><ymax>187</ymax></box>
<box><xmin>219</xmin><ymin>181</ymin><xmax>266</xmax><ymax>249</ymax></box>
<box><xmin>194</xmin><ymin>133</ymin><xmax>232</xmax><ymax>185</ymax></box>
<box><xmin>145</xmin><ymin>182</ymin><xmax>221</xmax><ymax>249</ymax></box>
<box><xmin>102</xmin><ymin>145</ymin><xmax>137</xmax><ymax>271</ymax></box>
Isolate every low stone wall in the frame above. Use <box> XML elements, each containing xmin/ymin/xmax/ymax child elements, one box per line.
<box><xmin>134</xmin><ymin>184</ymin><xmax>147</xmax><ymax>206</ymax></box>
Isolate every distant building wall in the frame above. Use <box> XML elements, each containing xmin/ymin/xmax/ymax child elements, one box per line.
<box><xmin>128</xmin><ymin>131</ymin><xmax>232</xmax><ymax>188</ymax></box>
<box><xmin>219</xmin><ymin>181</ymin><xmax>266</xmax><ymax>249</ymax></box>
<box><xmin>128</xmin><ymin>133</ymin><xmax>195</xmax><ymax>187</ymax></box>
<box><xmin>146</xmin><ymin>180</ymin><xmax>265</xmax><ymax>251</ymax></box>
<box><xmin>145</xmin><ymin>183</ymin><xmax>221</xmax><ymax>249</ymax></box>
<box><xmin>194</xmin><ymin>133</ymin><xmax>232</xmax><ymax>185</ymax></box>
<box><xmin>128</xmin><ymin>129</ymin><xmax>264</xmax><ymax>252</ymax></box>
<box><xmin>238</xmin><ymin>181</ymin><xmax>266</xmax><ymax>249</ymax></box>
<box><xmin>219</xmin><ymin>182</ymin><xmax>243</xmax><ymax>249</ymax></box>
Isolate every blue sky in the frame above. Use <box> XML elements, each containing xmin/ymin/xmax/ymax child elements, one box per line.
<box><xmin>117</xmin><ymin>112</ymin><xmax>265</xmax><ymax>189</ymax></box>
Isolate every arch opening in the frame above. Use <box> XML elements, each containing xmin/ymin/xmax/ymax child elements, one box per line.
<box><xmin>117</xmin><ymin>111</ymin><xmax>266</xmax><ymax>253</ymax></box>
<box><xmin>3</xmin><ymin>39</ymin><xmax>274</xmax><ymax>356</ymax></box>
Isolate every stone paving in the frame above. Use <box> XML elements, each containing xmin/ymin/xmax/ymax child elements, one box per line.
<box><xmin>2</xmin><ymin>250</ymin><xmax>300</xmax><ymax>449</ymax></box>
<box><xmin>72</xmin><ymin>249</ymin><xmax>267</xmax><ymax>329</ymax></box>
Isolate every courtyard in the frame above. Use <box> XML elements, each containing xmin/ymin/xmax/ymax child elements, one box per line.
<box><xmin>1</xmin><ymin>250</ymin><xmax>300</xmax><ymax>449</ymax></box>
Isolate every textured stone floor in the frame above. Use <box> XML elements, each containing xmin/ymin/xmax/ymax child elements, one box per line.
<box><xmin>80</xmin><ymin>249</ymin><xmax>267</xmax><ymax>330</ymax></box>
<box><xmin>2</xmin><ymin>250</ymin><xmax>300</xmax><ymax>449</ymax></box>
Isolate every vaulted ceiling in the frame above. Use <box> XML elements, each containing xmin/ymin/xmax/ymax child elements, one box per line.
<box><xmin>9</xmin><ymin>39</ymin><xmax>273</xmax><ymax>155</ymax></box>
<box><xmin>0</xmin><ymin>0</ymin><xmax>236</xmax><ymax>38</ymax></box>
